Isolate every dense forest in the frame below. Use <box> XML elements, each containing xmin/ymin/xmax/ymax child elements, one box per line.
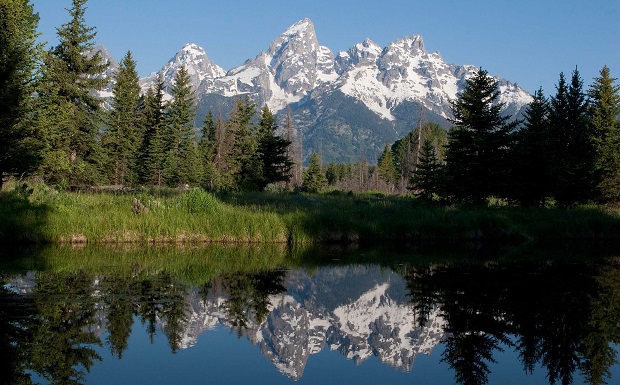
<box><xmin>2</xmin><ymin>0</ymin><xmax>620</xmax><ymax>207</ymax></box>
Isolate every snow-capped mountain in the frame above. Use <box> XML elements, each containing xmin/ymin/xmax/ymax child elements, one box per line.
<box><xmin>207</xmin><ymin>18</ymin><xmax>338</xmax><ymax>112</ymax></box>
<box><xmin>140</xmin><ymin>43</ymin><xmax>226</xmax><ymax>99</ymax></box>
<box><xmin>175</xmin><ymin>266</ymin><xmax>445</xmax><ymax>380</ymax></box>
<box><xmin>105</xmin><ymin>18</ymin><xmax>533</xmax><ymax>162</ymax></box>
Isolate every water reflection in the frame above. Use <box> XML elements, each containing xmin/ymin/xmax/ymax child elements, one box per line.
<box><xmin>1</xmin><ymin>247</ymin><xmax>619</xmax><ymax>385</ymax></box>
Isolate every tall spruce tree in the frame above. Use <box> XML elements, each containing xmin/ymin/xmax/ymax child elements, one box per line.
<box><xmin>0</xmin><ymin>0</ymin><xmax>43</xmax><ymax>189</ymax></box>
<box><xmin>138</xmin><ymin>75</ymin><xmax>166</xmax><ymax>185</ymax></box>
<box><xmin>410</xmin><ymin>140</ymin><xmax>442</xmax><ymax>201</ymax></box>
<box><xmin>103</xmin><ymin>51</ymin><xmax>141</xmax><ymax>186</ymax></box>
<box><xmin>226</xmin><ymin>96</ymin><xmax>259</xmax><ymax>190</ymax></box>
<box><xmin>43</xmin><ymin>0</ymin><xmax>108</xmax><ymax>185</ymax></box>
<box><xmin>548</xmin><ymin>68</ymin><xmax>596</xmax><ymax>206</ymax></box>
<box><xmin>255</xmin><ymin>106</ymin><xmax>292</xmax><ymax>190</ymax></box>
<box><xmin>510</xmin><ymin>88</ymin><xmax>552</xmax><ymax>206</ymax></box>
<box><xmin>589</xmin><ymin>66</ymin><xmax>620</xmax><ymax>202</ymax></box>
<box><xmin>377</xmin><ymin>143</ymin><xmax>398</xmax><ymax>189</ymax></box>
<box><xmin>444</xmin><ymin>68</ymin><xmax>518</xmax><ymax>204</ymax></box>
<box><xmin>164</xmin><ymin>66</ymin><xmax>198</xmax><ymax>186</ymax></box>
<box><xmin>303</xmin><ymin>152</ymin><xmax>327</xmax><ymax>193</ymax></box>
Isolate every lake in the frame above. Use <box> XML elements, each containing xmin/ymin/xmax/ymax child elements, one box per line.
<box><xmin>1</xmin><ymin>244</ymin><xmax>619</xmax><ymax>385</ymax></box>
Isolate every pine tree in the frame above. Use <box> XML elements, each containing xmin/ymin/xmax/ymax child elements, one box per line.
<box><xmin>138</xmin><ymin>75</ymin><xmax>166</xmax><ymax>185</ymax></box>
<box><xmin>226</xmin><ymin>96</ymin><xmax>259</xmax><ymax>190</ymax></box>
<box><xmin>302</xmin><ymin>152</ymin><xmax>327</xmax><ymax>193</ymax></box>
<box><xmin>0</xmin><ymin>0</ymin><xmax>43</xmax><ymax>189</ymax></box>
<box><xmin>410</xmin><ymin>140</ymin><xmax>442</xmax><ymax>201</ymax></box>
<box><xmin>377</xmin><ymin>143</ymin><xmax>398</xmax><ymax>192</ymax></box>
<box><xmin>165</xmin><ymin>66</ymin><xmax>198</xmax><ymax>186</ymax></box>
<box><xmin>103</xmin><ymin>51</ymin><xmax>141</xmax><ymax>186</ymax></box>
<box><xmin>443</xmin><ymin>68</ymin><xmax>518</xmax><ymax>204</ymax></box>
<box><xmin>283</xmin><ymin>107</ymin><xmax>302</xmax><ymax>187</ymax></box>
<box><xmin>43</xmin><ymin>0</ymin><xmax>108</xmax><ymax>185</ymax></box>
<box><xmin>510</xmin><ymin>88</ymin><xmax>552</xmax><ymax>206</ymax></box>
<box><xmin>548</xmin><ymin>68</ymin><xmax>596</xmax><ymax>206</ymax></box>
<box><xmin>589</xmin><ymin>66</ymin><xmax>620</xmax><ymax>202</ymax></box>
<box><xmin>256</xmin><ymin>106</ymin><xmax>292</xmax><ymax>190</ymax></box>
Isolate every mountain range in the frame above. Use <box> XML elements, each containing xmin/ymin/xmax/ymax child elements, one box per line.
<box><xmin>98</xmin><ymin>18</ymin><xmax>533</xmax><ymax>163</ymax></box>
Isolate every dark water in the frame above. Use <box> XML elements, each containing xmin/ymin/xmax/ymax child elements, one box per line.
<box><xmin>1</xmin><ymin>245</ymin><xmax>620</xmax><ymax>385</ymax></box>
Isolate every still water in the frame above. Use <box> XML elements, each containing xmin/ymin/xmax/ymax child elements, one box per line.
<box><xmin>1</xmin><ymin>245</ymin><xmax>619</xmax><ymax>385</ymax></box>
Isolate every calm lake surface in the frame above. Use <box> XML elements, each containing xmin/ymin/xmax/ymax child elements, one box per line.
<box><xmin>1</xmin><ymin>245</ymin><xmax>619</xmax><ymax>385</ymax></box>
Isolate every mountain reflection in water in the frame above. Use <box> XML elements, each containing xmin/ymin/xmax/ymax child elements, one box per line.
<box><xmin>1</xmin><ymin>247</ymin><xmax>619</xmax><ymax>385</ymax></box>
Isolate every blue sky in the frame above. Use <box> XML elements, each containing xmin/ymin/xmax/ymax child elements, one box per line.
<box><xmin>31</xmin><ymin>0</ymin><xmax>618</xmax><ymax>95</ymax></box>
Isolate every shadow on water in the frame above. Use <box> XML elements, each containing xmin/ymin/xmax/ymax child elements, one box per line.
<box><xmin>1</xmin><ymin>243</ymin><xmax>620</xmax><ymax>384</ymax></box>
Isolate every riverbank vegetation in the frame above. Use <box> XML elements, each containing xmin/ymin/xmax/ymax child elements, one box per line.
<box><xmin>3</xmin><ymin>181</ymin><xmax>620</xmax><ymax>246</ymax></box>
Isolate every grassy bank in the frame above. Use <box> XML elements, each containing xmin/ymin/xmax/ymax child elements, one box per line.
<box><xmin>2</xmin><ymin>183</ymin><xmax>620</xmax><ymax>246</ymax></box>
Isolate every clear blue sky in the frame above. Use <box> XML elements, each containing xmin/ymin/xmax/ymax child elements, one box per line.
<box><xmin>31</xmin><ymin>0</ymin><xmax>619</xmax><ymax>95</ymax></box>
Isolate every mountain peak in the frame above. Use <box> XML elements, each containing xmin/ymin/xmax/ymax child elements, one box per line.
<box><xmin>176</xmin><ymin>43</ymin><xmax>209</xmax><ymax>61</ymax></box>
<box><xmin>282</xmin><ymin>18</ymin><xmax>315</xmax><ymax>38</ymax></box>
<box><xmin>388</xmin><ymin>34</ymin><xmax>426</xmax><ymax>54</ymax></box>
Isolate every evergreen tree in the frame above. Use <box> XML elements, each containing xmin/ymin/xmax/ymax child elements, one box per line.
<box><xmin>138</xmin><ymin>75</ymin><xmax>166</xmax><ymax>185</ymax></box>
<box><xmin>443</xmin><ymin>68</ymin><xmax>518</xmax><ymax>204</ymax></box>
<box><xmin>198</xmin><ymin>110</ymin><xmax>219</xmax><ymax>190</ymax></box>
<box><xmin>302</xmin><ymin>152</ymin><xmax>327</xmax><ymax>193</ymax></box>
<box><xmin>164</xmin><ymin>65</ymin><xmax>198</xmax><ymax>186</ymax></box>
<box><xmin>256</xmin><ymin>106</ymin><xmax>292</xmax><ymax>190</ymax></box>
<box><xmin>0</xmin><ymin>0</ymin><xmax>43</xmax><ymax>189</ymax></box>
<box><xmin>199</xmin><ymin>109</ymin><xmax>216</xmax><ymax>162</ymax></box>
<box><xmin>589</xmin><ymin>66</ymin><xmax>620</xmax><ymax>202</ymax></box>
<box><xmin>42</xmin><ymin>0</ymin><xmax>108</xmax><ymax>185</ymax></box>
<box><xmin>510</xmin><ymin>88</ymin><xmax>552</xmax><ymax>206</ymax></box>
<box><xmin>410</xmin><ymin>140</ymin><xmax>442</xmax><ymax>201</ymax></box>
<box><xmin>548</xmin><ymin>68</ymin><xmax>596</xmax><ymax>206</ymax></box>
<box><xmin>226</xmin><ymin>96</ymin><xmax>259</xmax><ymax>190</ymax></box>
<box><xmin>377</xmin><ymin>143</ymin><xmax>398</xmax><ymax>191</ymax></box>
<box><xmin>103</xmin><ymin>51</ymin><xmax>141</xmax><ymax>186</ymax></box>
<box><xmin>283</xmin><ymin>107</ymin><xmax>302</xmax><ymax>187</ymax></box>
<box><xmin>392</xmin><ymin>123</ymin><xmax>447</xmax><ymax>193</ymax></box>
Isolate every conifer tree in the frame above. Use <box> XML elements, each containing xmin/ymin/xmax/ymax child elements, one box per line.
<box><xmin>138</xmin><ymin>75</ymin><xmax>166</xmax><ymax>185</ymax></box>
<box><xmin>164</xmin><ymin>66</ymin><xmax>198</xmax><ymax>186</ymax></box>
<box><xmin>548</xmin><ymin>68</ymin><xmax>596</xmax><ymax>206</ymax></box>
<box><xmin>410</xmin><ymin>140</ymin><xmax>442</xmax><ymax>201</ymax></box>
<box><xmin>511</xmin><ymin>88</ymin><xmax>552</xmax><ymax>206</ymax></box>
<box><xmin>226</xmin><ymin>96</ymin><xmax>259</xmax><ymax>190</ymax></box>
<box><xmin>43</xmin><ymin>0</ymin><xmax>108</xmax><ymax>185</ymax></box>
<box><xmin>443</xmin><ymin>68</ymin><xmax>518</xmax><ymax>204</ymax></box>
<box><xmin>256</xmin><ymin>106</ymin><xmax>292</xmax><ymax>190</ymax></box>
<box><xmin>0</xmin><ymin>0</ymin><xmax>43</xmax><ymax>189</ymax></box>
<box><xmin>198</xmin><ymin>110</ymin><xmax>219</xmax><ymax>190</ymax></box>
<box><xmin>377</xmin><ymin>143</ymin><xmax>398</xmax><ymax>191</ymax></box>
<box><xmin>303</xmin><ymin>152</ymin><xmax>327</xmax><ymax>193</ymax></box>
<box><xmin>103</xmin><ymin>51</ymin><xmax>141</xmax><ymax>186</ymax></box>
<box><xmin>283</xmin><ymin>108</ymin><xmax>302</xmax><ymax>187</ymax></box>
<box><xmin>588</xmin><ymin>66</ymin><xmax>620</xmax><ymax>202</ymax></box>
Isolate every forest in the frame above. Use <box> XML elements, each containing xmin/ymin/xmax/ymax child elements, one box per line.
<box><xmin>2</xmin><ymin>0</ymin><xmax>620</xmax><ymax>209</ymax></box>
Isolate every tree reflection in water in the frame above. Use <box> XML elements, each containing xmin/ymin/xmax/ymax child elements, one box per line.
<box><xmin>406</xmin><ymin>261</ymin><xmax>620</xmax><ymax>385</ymax></box>
<box><xmin>0</xmin><ymin>256</ymin><xmax>619</xmax><ymax>385</ymax></box>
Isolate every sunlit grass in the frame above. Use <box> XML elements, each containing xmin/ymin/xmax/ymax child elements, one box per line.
<box><xmin>3</xmin><ymin>181</ymin><xmax>620</xmax><ymax>246</ymax></box>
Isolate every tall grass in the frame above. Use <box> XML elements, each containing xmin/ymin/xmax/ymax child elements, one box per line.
<box><xmin>3</xmin><ymin>182</ymin><xmax>620</xmax><ymax>246</ymax></box>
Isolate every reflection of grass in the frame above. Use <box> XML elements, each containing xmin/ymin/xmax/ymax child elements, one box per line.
<box><xmin>27</xmin><ymin>244</ymin><xmax>305</xmax><ymax>285</ymax></box>
<box><xmin>3</xmin><ymin>183</ymin><xmax>620</xmax><ymax>246</ymax></box>
<box><xmin>10</xmin><ymin>240</ymin><xmax>619</xmax><ymax>287</ymax></box>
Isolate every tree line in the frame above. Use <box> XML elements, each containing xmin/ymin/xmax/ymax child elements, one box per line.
<box><xmin>2</xmin><ymin>0</ymin><xmax>619</xmax><ymax>206</ymax></box>
<box><xmin>314</xmin><ymin>66</ymin><xmax>619</xmax><ymax>207</ymax></box>
<box><xmin>0</xmin><ymin>0</ymin><xmax>297</xmax><ymax>192</ymax></box>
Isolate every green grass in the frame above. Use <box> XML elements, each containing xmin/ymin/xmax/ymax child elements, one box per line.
<box><xmin>3</xmin><ymin>181</ymin><xmax>620</xmax><ymax>246</ymax></box>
